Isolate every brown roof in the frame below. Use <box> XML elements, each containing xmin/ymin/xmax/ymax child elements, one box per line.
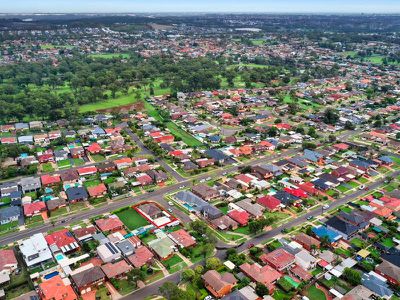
<box><xmin>294</xmin><ymin>232</ymin><xmax>321</xmax><ymax>248</ymax></box>
<box><xmin>60</xmin><ymin>170</ymin><xmax>79</xmax><ymax>182</ymax></box>
<box><xmin>202</xmin><ymin>270</ymin><xmax>237</xmax><ymax>292</ymax></box>
<box><xmin>101</xmin><ymin>260</ymin><xmax>132</xmax><ymax>279</ymax></box>
<box><xmin>376</xmin><ymin>260</ymin><xmax>400</xmax><ymax>282</ymax></box>
<box><xmin>71</xmin><ymin>266</ymin><xmax>105</xmax><ymax>288</ymax></box>
<box><xmin>127</xmin><ymin>246</ymin><xmax>154</xmax><ymax>268</ymax></box>
<box><xmin>73</xmin><ymin>226</ymin><xmax>97</xmax><ymax>239</ymax></box>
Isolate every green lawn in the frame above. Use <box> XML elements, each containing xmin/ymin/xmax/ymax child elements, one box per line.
<box><xmin>49</xmin><ymin>207</ymin><xmax>68</xmax><ymax>218</ymax></box>
<box><xmin>162</xmin><ymin>254</ymin><xmax>183</xmax><ymax>269</ymax></box>
<box><xmin>348</xmin><ymin>181</ymin><xmax>359</xmax><ymax>188</ymax></box>
<box><xmin>69</xmin><ymin>201</ymin><xmax>87</xmax><ymax>212</ymax></box>
<box><xmin>358</xmin><ymin>177</ymin><xmax>368</xmax><ymax>184</ymax></box>
<box><xmin>166</xmin><ymin>122</ymin><xmax>202</xmax><ymax>147</ymax></box>
<box><xmin>79</xmin><ymin>93</ymin><xmax>138</xmax><ymax>113</ymax></box>
<box><xmin>0</xmin><ymin>220</ymin><xmax>18</xmax><ymax>233</ymax></box>
<box><xmin>89</xmin><ymin>53</ymin><xmax>130</xmax><ymax>59</ymax></box>
<box><xmin>41</xmin><ymin>163</ymin><xmax>54</xmax><ymax>172</ymax></box>
<box><xmin>234</xmin><ymin>225</ymin><xmax>251</xmax><ymax>235</ymax></box>
<box><xmin>114</xmin><ymin>207</ymin><xmax>149</xmax><ymax>230</ymax></box>
<box><xmin>110</xmin><ymin>278</ymin><xmax>136</xmax><ymax>295</ymax></box>
<box><xmin>84</xmin><ymin>179</ymin><xmax>101</xmax><ymax>188</ymax></box>
<box><xmin>72</xmin><ymin>158</ymin><xmax>85</xmax><ymax>166</ymax></box>
<box><xmin>57</xmin><ymin>159</ymin><xmax>71</xmax><ymax>168</ymax></box>
<box><xmin>337</xmin><ymin>184</ymin><xmax>349</xmax><ymax>193</ymax></box>
<box><xmin>381</xmin><ymin>238</ymin><xmax>395</xmax><ymax>248</ymax></box>
<box><xmin>307</xmin><ymin>285</ymin><xmax>327</xmax><ymax>300</ymax></box>
<box><xmin>91</xmin><ymin>154</ymin><xmax>106</xmax><ymax>162</ymax></box>
<box><xmin>25</xmin><ymin>215</ymin><xmax>43</xmax><ymax>228</ymax></box>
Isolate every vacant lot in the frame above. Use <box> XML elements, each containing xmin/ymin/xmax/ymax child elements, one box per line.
<box><xmin>166</xmin><ymin>122</ymin><xmax>202</xmax><ymax>147</ymax></box>
<box><xmin>115</xmin><ymin>207</ymin><xmax>149</xmax><ymax>230</ymax></box>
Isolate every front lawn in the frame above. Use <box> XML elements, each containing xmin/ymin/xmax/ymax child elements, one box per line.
<box><xmin>25</xmin><ymin>215</ymin><xmax>43</xmax><ymax>228</ymax></box>
<box><xmin>114</xmin><ymin>207</ymin><xmax>149</xmax><ymax>230</ymax></box>
<box><xmin>57</xmin><ymin>159</ymin><xmax>71</xmax><ymax>168</ymax></box>
<box><xmin>72</xmin><ymin>158</ymin><xmax>85</xmax><ymax>166</ymax></box>
<box><xmin>234</xmin><ymin>225</ymin><xmax>251</xmax><ymax>235</ymax></box>
<box><xmin>41</xmin><ymin>163</ymin><xmax>54</xmax><ymax>172</ymax></box>
<box><xmin>84</xmin><ymin>179</ymin><xmax>101</xmax><ymax>188</ymax></box>
<box><xmin>49</xmin><ymin>207</ymin><xmax>68</xmax><ymax>218</ymax></box>
<box><xmin>0</xmin><ymin>221</ymin><xmax>18</xmax><ymax>233</ymax></box>
<box><xmin>306</xmin><ymin>285</ymin><xmax>327</xmax><ymax>300</ymax></box>
<box><xmin>91</xmin><ymin>154</ymin><xmax>106</xmax><ymax>162</ymax></box>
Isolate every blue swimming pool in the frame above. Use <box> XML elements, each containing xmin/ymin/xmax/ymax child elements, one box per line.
<box><xmin>44</xmin><ymin>271</ymin><xmax>59</xmax><ymax>280</ymax></box>
<box><xmin>183</xmin><ymin>203</ymin><xmax>195</xmax><ymax>211</ymax></box>
<box><xmin>55</xmin><ymin>253</ymin><xmax>66</xmax><ymax>261</ymax></box>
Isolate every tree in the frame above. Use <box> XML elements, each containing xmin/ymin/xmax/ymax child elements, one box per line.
<box><xmin>206</xmin><ymin>257</ymin><xmax>222</xmax><ymax>270</ymax></box>
<box><xmin>343</xmin><ymin>268</ymin><xmax>362</xmax><ymax>286</ymax></box>
<box><xmin>181</xmin><ymin>269</ymin><xmax>195</xmax><ymax>282</ymax></box>
<box><xmin>344</xmin><ymin>120</ymin><xmax>355</xmax><ymax>130</ymax></box>
<box><xmin>255</xmin><ymin>283</ymin><xmax>269</xmax><ymax>297</ymax></box>
<box><xmin>323</xmin><ymin>108</ymin><xmax>339</xmax><ymax>125</ymax></box>
<box><xmin>159</xmin><ymin>282</ymin><xmax>194</xmax><ymax>300</ymax></box>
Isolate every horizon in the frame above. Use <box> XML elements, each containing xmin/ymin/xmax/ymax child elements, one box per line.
<box><xmin>1</xmin><ymin>0</ymin><xmax>399</xmax><ymax>14</ymax></box>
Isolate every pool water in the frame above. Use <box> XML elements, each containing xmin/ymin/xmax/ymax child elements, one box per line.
<box><xmin>183</xmin><ymin>203</ymin><xmax>195</xmax><ymax>211</ymax></box>
<box><xmin>55</xmin><ymin>254</ymin><xmax>65</xmax><ymax>261</ymax></box>
<box><xmin>44</xmin><ymin>271</ymin><xmax>59</xmax><ymax>280</ymax></box>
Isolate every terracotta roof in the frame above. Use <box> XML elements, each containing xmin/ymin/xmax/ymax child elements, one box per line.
<box><xmin>0</xmin><ymin>249</ymin><xmax>17</xmax><ymax>272</ymax></box>
<box><xmin>45</xmin><ymin>229</ymin><xmax>78</xmax><ymax>249</ymax></box>
<box><xmin>87</xmin><ymin>183</ymin><xmax>107</xmax><ymax>197</ymax></box>
<box><xmin>95</xmin><ymin>216</ymin><xmax>124</xmax><ymax>232</ymax></box>
<box><xmin>39</xmin><ymin>275</ymin><xmax>77</xmax><ymax>300</ymax></box>
<box><xmin>127</xmin><ymin>246</ymin><xmax>154</xmax><ymax>268</ymax></box>
<box><xmin>202</xmin><ymin>270</ymin><xmax>237</xmax><ymax>292</ymax></box>
<box><xmin>101</xmin><ymin>260</ymin><xmax>132</xmax><ymax>279</ymax></box>
<box><xmin>169</xmin><ymin>229</ymin><xmax>196</xmax><ymax>248</ymax></box>
<box><xmin>41</xmin><ymin>174</ymin><xmax>61</xmax><ymax>186</ymax></box>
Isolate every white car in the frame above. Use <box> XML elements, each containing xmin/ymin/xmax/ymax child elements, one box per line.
<box><xmin>359</xmin><ymin>184</ymin><xmax>365</xmax><ymax>190</ymax></box>
<box><xmin>168</xmin><ymin>201</ymin><xmax>174</xmax><ymax>206</ymax></box>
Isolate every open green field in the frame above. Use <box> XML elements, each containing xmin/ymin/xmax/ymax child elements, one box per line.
<box><xmin>41</xmin><ymin>163</ymin><xmax>54</xmax><ymax>173</ymax></box>
<box><xmin>79</xmin><ymin>93</ymin><xmax>138</xmax><ymax>113</ymax></box>
<box><xmin>166</xmin><ymin>122</ymin><xmax>202</xmax><ymax>147</ymax></box>
<box><xmin>114</xmin><ymin>207</ymin><xmax>149</xmax><ymax>230</ymax></box>
<box><xmin>89</xmin><ymin>53</ymin><xmax>130</xmax><ymax>59</ymax></box>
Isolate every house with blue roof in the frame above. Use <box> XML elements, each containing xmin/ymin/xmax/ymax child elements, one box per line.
<box><xmin>175</xmin><ymin>191</ymin><xmax>222</xmax><ymax>220</ymax></box>
<box><xmin>378</xmin><ymin>156</ymin><xmax>393</xmax><ymax>166</ymax></box>
<box><xmin>362</xmin><ymin>271</ymin><xmax>393</xmax><ymax>298</ymax></box>
<box><xmin>311</xmin><ymin>178</ymin><xmax>330</xmax><ymax>191</ymax></box>
<box><xmin>0</xmin><ymin>206</ymin><xmax>21</xmax><ymax>225</ymax></box>
<box><xmin>274</xmin><ymin>190</ymin><xmax>299</xmax><ymax>206</ymax></box>
<box><xmin>303</xmin><ymin>149</ymin><xmax>324</xmax><ymax>164</ymax></box>
<box><xmin>204</xmin><ymin>149</ymin><xmax>233</xmax><ymax>165</ymax></box>
<box><xmin>312</xmin><ymin>225</ymin><xmax>342</xmax><ymax>243</ymax></box>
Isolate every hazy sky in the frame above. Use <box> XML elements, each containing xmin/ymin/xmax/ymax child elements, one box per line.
<box><xmin>1</xmin><ymin>0</ymin><xmax>399</xmax><ymax>14</ymax></box>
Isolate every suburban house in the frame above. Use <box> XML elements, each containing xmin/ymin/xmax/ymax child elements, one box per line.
<box><xmin>239</xmin><ymin>263</ymin><xmax>282</xmax><ymax>294</ymax></box>
<box><xmin>191</xmin><ymin>184</ymin><xmax>220</xmax><ymax>201</ymax></box>
<box><xmin>23</xmin><ymin>201</ymin><xmax>47</xmax><ymax>217</ymax></box>
<box><xmin>45</xmin><ymin>229</ymin><xmax>80</xmax><ymax>254</ymax></box>
<box><xmin>0</xmin><ymin>206</ymin><xmax>20</xmax><ymax>225</ymax></box>
<box><xmin>66</xmin><ymin>187</ymin><xmax>89</xmax><ymax>203</ymax></box>
<box><xmin>202</xmin><ymin>270</ymin><xmax>237</xmax><ymax>298</ymax></box>
<box><xmin>0</xmin><ymin>181</ymin><xmax>19</xmax><ymax>197</ymax></box>
<box><xmin>169</xmin><ymin>229</ymin><xmax>196</xmax><ymax>248</ymax></box>
<box><xmin>147</xmin><ymin>233</ymin><xmax>176</xmax><ymax>260</ymax></box>
<box><xmin>0</xmin><ymin>249</ymin><xmax>18</xmax><ymax>274</ymax></box>
<box><xmin>375</xmin><ymin>254</ymin><xmax>400</xmax><ymax>286</ymax></box>
<box><xmin>73</xmin><ymin>226</ymin><xmax>97</xmax><ymax>242</ymax></box>
<box><xmin>19</xmin><ymin>233</ymin><xmax>53</xmax><ymax>267</ymax></box>
<box><xmin>38</xmin><ymin>275</ymin><xmax>77</xmax><ymax>300</ymax></box>
<box><xmin>260</xmin><ymin>248</ymin><xmax>295</xmax><ymax>271</ymax></box>
<box><xmin>293</xmin><ymin>233</ymin><xmax>321</xmax><ymax>251</ymax></box>
<box><xmin>70</xmin><ymin>264</ymin><xmax>106</xmax><ymax>295</ymax></box>
<box><xmin>101</xmin><ymin>260</ymin><xmax>132</xmax><ymax>280</ymax></box>
<box><xmin>210</xmin><ymin>215</ymin><xmax>238</xmax><ymax>231</ymax></box>
<box><xmin>95</xmin><ymin>216</ymin><xmax>124</xmax><ymax>233</ymax></box>
<box><xmin>19</xmin><ymin>177</ymin><xmax>41</xmax><ymax>193</ymax></box>
<box><xmin>127</xmin><ymin>246</ymin><xmax>154</xmax><ymax>268</ymax></box>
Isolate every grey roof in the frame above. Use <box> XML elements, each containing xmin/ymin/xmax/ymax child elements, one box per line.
<box><xmin>66</xmin><ymin>187</ymin><xmax>88</xmax><ymax>201</ymax></box>
<box><xmin>0</xmin><ymin>206</ymin><xmax>20</xmax><ymax>221</ymax></box>
<box><xmin>116</xmin><ymin>239</ymin><xmax>135</xmax><ymax>255</ymax></box>
<box><xmin>19</xmin><ymin>177</ymin><xmax>41</xmax><ymax>188</ymax></box>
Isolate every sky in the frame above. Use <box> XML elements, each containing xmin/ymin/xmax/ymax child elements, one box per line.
<box><xmin>0</xmin><ymin>0</ymin><xmax>399</xmax><ymax>14</ymax></box>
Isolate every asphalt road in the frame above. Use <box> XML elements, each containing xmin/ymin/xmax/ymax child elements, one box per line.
<box><xmin>123</xmin><ymin>168</ymin><xmax>400</xmax><ymax>300</ymax></box>
<box><xmin>0</xmin><ymin>147</ymin><xmax>298</xmax><ymax>246</ymax></box>
<box><xmin>125</xmin><ymin>128</ymin><xmax>185</xmax><ymax>183</ymax></box>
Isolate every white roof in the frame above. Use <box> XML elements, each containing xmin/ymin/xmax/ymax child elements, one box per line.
<box><xmin>19</xmin><ymin>233</ymin><xmax>52</xmax><ymax>267</ymax></box>
<box><xmin>224</xmin><ymin>260</ymin><xmax>236</xmax><ymax>270</ymax></box>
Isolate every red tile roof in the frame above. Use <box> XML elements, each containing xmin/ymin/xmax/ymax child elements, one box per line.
<box><xmin>284</xmin><ymin>187</ymin><xmax>308</xmax><ymax>199</ymax></box>
<box><xmin>77</xmin><ymin>166</ymin><xmax>97</xmax><ymax>175</ymax></box>
<box><xmin>257</xmin><ymin>196</ymin><xmax>281</xmax><ymax>210</ymax></box>
<box><xmin>127</xmin><ymin>246</ymin><xmax>154</xmax><ymax>268</ymax></box>
<box><xmin>101</xmin><ymin>260</ymin><xmax>132</xmax><ymax>279</ymax></box>
<box><xmin>45</xmin><ymin>229</ymin><xmax>77</xmax><ymax>248</ymax></box>
<box><xmin>87</xmin><ymin>143</ymin><xmax>102</xmax><ymax>154</ymax></box>
<box><xmin>228</xmin><ymin>210</ymin><xmax>250</xmax><ymax>226</ymax></box>
<box><xmin>41</xmin><ymin>174</ymin><xmax>61</xmax><ymax>186</ymax></box>
<box><xmin>23</xmin><ymin>201</ymin><xmax>46</xmax><ymax>216</ymax></box>
<box><xmin>240</xmin><ymin>263</ymin><xmax>282</xmax><ymax>287</ymax></box>
<box><xmin>260</xmin><ymin>248</ymin><xmax>295</xmax><ymax>271</ymax></box>
<box><xmin>39</xmin><ymin>275</ymin><xmax>77</xmax><ymax>300</ymax></box>
<box><xmin>87</xmin><ymin>183</ymin><xmax>107</xmax><ymax>197</ymax></box>
<box><xmin>0</xmin><ymin>249</ymin><xmax>17</xmax><ymax>272</ymax></box>
<box><xmin>169</xmin><ymin>229</ymin><xmax>196</xmax><ymax>248</ymax></box>
<box><xmin>95</xmin><ymin>216</ymin><xmax>124</xmax><ymax>232</ymax></box>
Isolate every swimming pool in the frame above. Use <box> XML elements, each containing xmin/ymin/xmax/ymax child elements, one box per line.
<box><xmin>44</xmin><ymin>271</ymin><xmax>59</xmax><ymax>280</ymax></box>
<box><xmin>55</xmin><ymin>253</ymin><xmax>66</xmax><ymax>261</ymax></box>
<box><xmin>183</xmin><ymin>203</ymin><xmax>195</xmax><ymax>211</ymax></box>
